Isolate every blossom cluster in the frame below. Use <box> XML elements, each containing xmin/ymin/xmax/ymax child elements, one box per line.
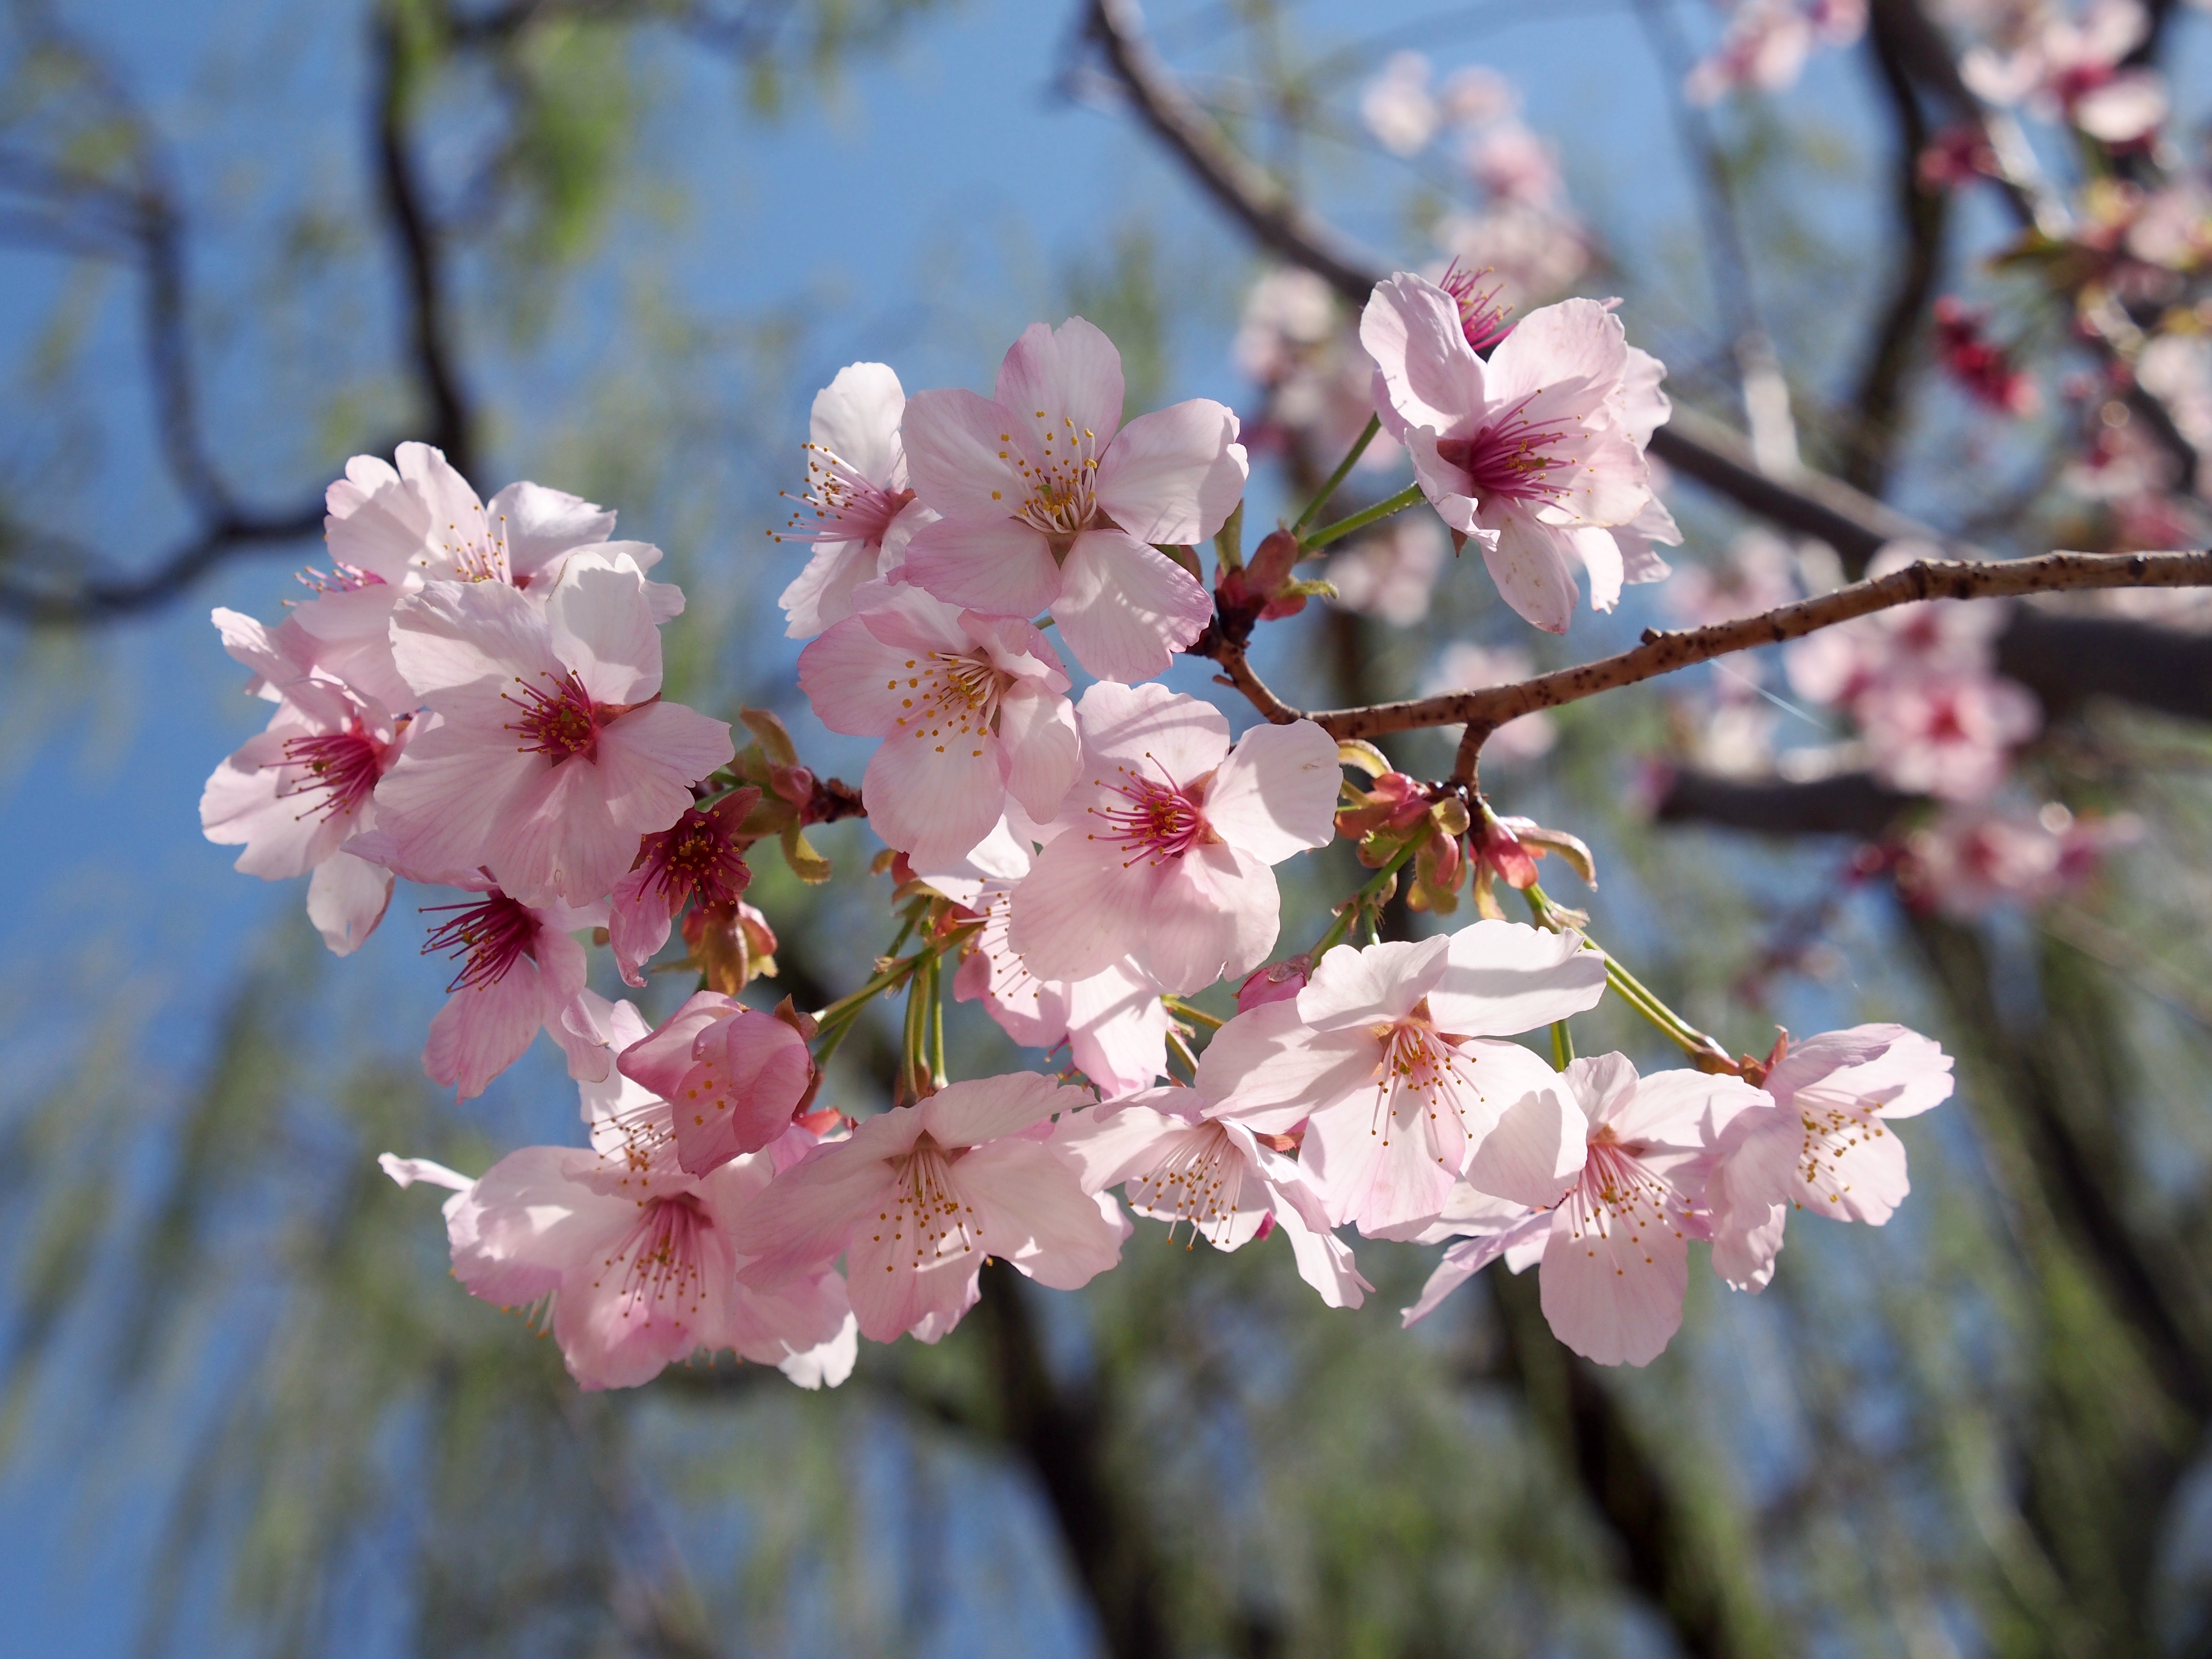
<box><xmin>203</xmin><ymin>295</ymin><xmax>1955</xmax><ymax>1393</ymax></box>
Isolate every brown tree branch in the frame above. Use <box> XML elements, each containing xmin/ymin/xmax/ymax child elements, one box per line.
<box><xmin>1200</xmin><ymin>551</ymin><xmax>2212</xmax><ymax>765</ymax></box>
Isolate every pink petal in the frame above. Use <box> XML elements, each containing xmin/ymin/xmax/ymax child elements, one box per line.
<box><xmin>1300</xmin><ymin>1089</ymin><xmax>1461</xmax><ymax>1234</ymax></box>
<box><xmin>1276</xmin><ymin>1202</ymin><xmax>1373</xmax><ymax>1309</ymax></box>
<box><xmin>1198</xmin><ymin>1010</ymin><xmax>1376</xmax><ymax>1133</ymax></box>
<box><xmin>672</xmin><ymin>1008</ymin><xmax>814</xmax><ymax>1174</ymax></box>
<box><xmin>1063</xmin><ymin>963</ymin><xmax>1169</xmax><ymax>1099</ymax></box>
<box><xmin>1359</xmin><ymin>273</ymin><xmax>1490</xmax><ymax>435</ymax></box>
<box><xmin>607</xmin><ymin>864</ymin><xmax>677</xmax><ymax>987</ymax></box>
<box><xmin>485</xmin><ymin>480</ymin><xmax>618</xmax><ymax>584</ymax></box>
<box><xmin>810</xmin><ymin>361</ymin><xmax>907</xmax><ymax>487</ymax></box>
<box><xmin>1007</xmin><ymin>829</ymin><xmax>1151</xmax><ymax>985</ymax></box>
<box><xmin>992</xmin><ymin>318</ymin><xmax>1126</xmax><ymax>456</ymax></box>
<box><xmin>797</xmin><ymin>608</ymin><xmax>929</xmax><ymax>735</ymax></box>
<box><xmin>324</xmin><ymin>452</ymin><xmax>431</xmax><ymax>582</ymax></box>
<box><xmin>391</xmin><ymin>579</ymin><xmax>559</xmax><ymax>700</ymax></box>
<box><xmin>544</xmin><ymin>550</ymin><xmax>664</xmax><ymax>706</ymax></box>
<box><xmin>1485</xmin><ymin>297</ymin><xmax>1628</xmax><ymax>408</ymax></box>
<box><xmin>372</xmin><ymin>714</ymin><xmax>544</xmax><ymax>889</ymax></box>
<box><xmin>1055</xmin><ymin>1102</ymin><xmax>1186</xmax><ymax>1192</ymax></box>
<box><xmin>1094</xmin><ymin>400</ymin><xmax>1248</xmax><ymax>544</ymax></box>
<box><xmin>424</xmin><ymin>959</ymin><xmax>551</xmax><ymax>1100</ymax></box>
<box><xmin>1141</xmin><ymin>843</ymin><xmax>1278</xmax><ymax>995</ymax></box>
<box><xmin>902</xmin><ymin>387</ymin><xmax>1036</xmax><ymax>523</ymax></box>
<box><xmin>1051</xmin><ymin>529</ymin><xmax>1213</xmax><ymax>683</ymax></box>
<box><xmin>730</xmin><ymin>1143</ymin><xmax>894</xmax><ymax>1275</ymax></box>
<box><xmin>901</xmin><ymin>515</ymin><xmax>1062</xmax><ymax>617</ymax></box>
<box><xmin>445</xmin><ymin>1145</ymin><xmax>603</xmax><ymax>1308</ymax></box>
<box><xmin>1295</xmin><ymin>936</ymin><xmax>1449</xmax><ymax>1029</ymax></box>
<box><xmin>994</xmin><ymin>682</ymin><xmax>1080</xmax><ymax>825</ymax></box>
<box><xmin>1202</xmin><ymin>717</ymin><xmax>1341</xmax><ymax>864</ymax></box>
<box><xmin>618</xmin><ymin>991</ymin><xmax>742</xmax><ymax>1095</ymax></box>
<box><xmin>306</xmin><ymin>850</ymin><xmax>394</xmax><ymax>956</ymax></box>
<box><xmin>1480</xmin><ymin>508</ymin><xmax>1580</xmax><ymax>634</ymax></box>
<box><xmin>959</xmin><ymin>1137</ymin><xmax>1128</xmax><ymax>1290</ymax></box>
<box><xmin>861</xmin><ymin>713</ymin><xmax>1008</xmax><ymax>869</ymax></box>
<box><xmin>1064</xmin><ymin>681</ymin><xmax>1232</xmax><ymax>801</ymax></box>
<box><xmin>1466</xmin><ymin>1084</ymin><xmax>1588</xmax><ymax>1208</ymax></box>
<box><xmin>919</xmin><ymin>1070</ymin><xmax>1082</xmax><ymax>1149</ymax></box>
<box><xmin>1403</xmin><ymin>429</ymin><xmax>1484</xmax><ymax>536</ymax></box>
<box><xmin>487</xmin><ymin>752</ymin><xmax>641</xmax><ymax>909</ymax></box>
<box><xmin>780</xmin><ymin>537</ymin><xmax>887</xmax><ymax>639</ymax></box>
<box><xmin>1570</xmin><ymin>525</ymin><xmax>1626</xmax><ymax>613</ymax></box>
<box><xmin>1400</xmin><ymin>1214</ymin><xmax>1551</xmax><ymax>1325</ymax></box>
<box><xmin>1429</xmin><ymin>920</ymin><xmax>1608</xmax><ymax>1037</ymax></box>
<box><xmin>1536</xmin><ymin>1203</ymin><xmax>1688</xmax><ymax>1367</ymax></box>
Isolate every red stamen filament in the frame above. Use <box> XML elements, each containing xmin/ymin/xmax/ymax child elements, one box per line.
<box><xmin>504</xmin><ymin>672</ymin><xmax>600</xmax><ymax>759</ymax></box>
<box><xmin>422</xmin><ymin>893</ymin><xmax>538</xmax><ymax>993</ymax></box>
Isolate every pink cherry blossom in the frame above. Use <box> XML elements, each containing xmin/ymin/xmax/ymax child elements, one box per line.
<box><xmin>775</xmin><ymin>362</ymin><xmax>923</xmax><ymax>638</ymax></box>
<box><xmin>1360</xmin><ymin>50</ymin><xmax>1442</xmax><ymax>155</ymax></box>
<box><xmin>376</xmin><ymin>548</ymin><xmax>734</xmax><ymax>908</ymax></box>
<box><xmin>1200</xmin><ymin>922</ymin><xmax>1607</xmax><ymax>1236</ymax></box>
<box><xmin>200</xmin><ymin>608</ymin><xmax>409</xmax><ymax>955</ymax></box>
<box><xmin>1405</xmin><ymin>1055</ymin><xmax>1768</xmax><ymax>1366</ymax></box>
<box><xmin>1006</xmin><ymin>683</ymin><xmax>1341</xmax><ymax>996</ymax></box>
<box><xmin>1435</xmin><ymin>203</ymin><xmax>1591</xmax><ymax>312</ymax></box>
<box><xmin>607</xmin><ymin>789</ymin><xmax>756</xmax><ymax>987</ymax></box>
<box><xmin>616</xmin><ymin>990</ymin><xmax>816</xmax><ymax>1175</ymax></box>
<box><xmin>947</xmin><ymin>870</ymin><xmax>1170</xmax><ymax>1100</ymax></box>
<box><xmin>732</xmin><ymin>1072</ymin><xmax>1126</xmax><ymax>1346</ymax></box>
<box><xmin>380</xmin><ymin>1126</ymin><xmax>856</xmax><ymax>1392</ymax></box>
<box><xmin>899</xmin><ymin>318</ymin><xmax>1245</xmax><ymax>682</ymax></box>
<box><xmin>1961</xmin><ymin>0</ymin><xmax>2166</xmax><ymax>143</ymax></box>
<box><xmin>1685</xmin><ymin>0</ymin><xmax>1867</xmax><ymax>106</ymax></box>
<box><xmin>798</xmin><ymin>583</ymin><xmax>1079</xmax><ymax>868</ymax></box>
<box><xmin>417</xmin><ymin>881</ymin><xmax>613</xmax><ymax>1100</ymax></box>
<box><xmin>1360</xmin><ymin>274</ymin><xmax>1667</xmax><ymax>632</ymax></box>
<box><xmin>1706</xmin><ymin>1026</ymin><xmax>1953</xmax><ymax>1293</ymax></box>
<box><xmin>1058</xmin><ymin>1088</ymin><xmax>1373</xmax><ymax>1308</ymax></box>
<box><xmin>1895</xmin><ymin>801</ymin><xmax>2138</xmax><ymax>918</ymax></box>
<box><xmin>1852</xmin><ymin>670</ymin><xmax>2041</xmax><ymax>800</ymax></box>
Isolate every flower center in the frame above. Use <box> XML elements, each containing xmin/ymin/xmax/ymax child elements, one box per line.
<box><xmin>431</xmin><ymin>505</ymin><xmax>512</xmax><ymax>584</ymax></box>
<box><xmin>275</xmin><ymin>721</ymin><xmax>387</xmax><ymax>821</ymax></box>
<box><xmin>775</xmin><ymin>443</ymin><xmax>913</xmax><ymax>545</ymax></box>
<box><xmin>1128</xmin><ymin>1122</ymin><xmax>1248</xmax><ymax>1245</ymax></box>
<box><xmin>504</xmin><ymin>671</ymin><xmax>600</xmax><ymax>760</ymax></box>
<box><xmin>1086</xmin><ymin>760</ymin><xmax>1212</xmax><ymax>866</ymax></box>
<box><xmin>1434</xmin><ymin>397</ymin><xmax>1575</xmax><ymax>506</ymax></box>
<box><xmin>890</xmin><ymin>651</ymin><xmax>1006</xmax><ymax>758</ymax></box>
<box><xmin>1563</xmin><ymin>1128</ymin><xmax>1680</xmax><ymax>1240</ymax></box>
<box><xmin>1366</xmin><ymin>1009</ymin><xmax>1488</xmax><ymax>1158</ymax></box>
<box><xmin>875</xmin><ymin>1131</ymin><xmax>981</xmax><ymax>1270</ymax></box>
<box><xmin>421</xmin><ymin>892</ymin><xmax>539</xmax><ymax>992</ymax></box>
<box><xmin>1004</xmin><ymin>413</ymin><xmax>1103</xmax><ymax>540</ymax></box>
<box><xmin>637</xmin><ymin>804</ymin><xmax>752</xmax><ymax>912</ymax></box>
<box><xmin>602</xmin><ymin>1192</ymin><xmax>712</xmax><ymax>1324</ymax></box>
<box><xmin>1793</xmin><ymin>1096</ymin><xmax>1886</xmax><ymax>1206</ymax></box>
<box><xmin>1438</xmin><ymin>259</ymin><xmax>1515</xmax><ymax>353</ymax></box>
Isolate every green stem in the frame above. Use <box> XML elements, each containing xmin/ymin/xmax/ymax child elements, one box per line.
<box><xmin>902</xmin><ymin>952</ymin><xmax>930</xmax><ymax>1099</ymax></box>
<box><xmin>1521</xmin><ymin>885</ymin><xmax>1735</xmax><ymax>1067</ymax></box>
<box><xmin>1290</xmin><ymin>414</ymin><xmax>1381</xmax><ymax>535</ymax></box>
<box><xmin>1312</xmin><ymin>838</ymin><xmax>1421</xmax><ymax>959</ymax></box>
<box><xmin>927</xmin><ymin>953</ymin><xmax>948</xmax><ymax>1088</ymax></box>
<box><xmin>1551</xmin><ymin>1020</ymin><xmax>1575</xmax><ymax>1068</ymax></box>
<box><xmin>1298</xmin><ymin>481</ymin><xmax>1425</xmax><ymax>553</ymax></box>
<box><xmin>1160</xmin><ymin>996</ymin><xmax>1225</xmax><ymax>1031</ymax></box>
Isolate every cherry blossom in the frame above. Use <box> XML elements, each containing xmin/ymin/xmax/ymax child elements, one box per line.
<box><xmin>1058</xmin><ymin>1088</ymin><xmax>1372</xmax><ymax>1308</ymax></box>
<box><xmin>946</xmin><ymin>871</ymin><xmax>1170</xmax><ymax>1101</ymax></box>
<box><xmin>1007</xmin><ymin>683</ymin><xmax>1341</xmax><ymax>996</ymax></box>
<box><xmin>380</xmin><ymin>1126</ymin><xmax>856</xmax><ymax>1392</ymax></box>
<box><xmin>200</xmin><ymin>609</ymin><xmax>409</xmax><ymax>955</ymax></box>
<box><xmin>732</xmin><ymin>1072</ymin><xmax>1126</xmax><ymax>1345</ymax></box>
<box><xmin>1361</xmin><ymin>273</ymin><xmax>1669</xmax><ymax>632</ymax></box>
<box><xmin>1686</xmin><ymin>0</ymin><xmax>1867</xmax><ymax>106</ymax></box>
<box><xmin>1961</xmin><ymin>0</ymin><xmax>2167</xmax><ymax>144</ymax></box>
<box><xmin>1895</xmin><ymin>801</ymin><xmax>2139</xmax><ymax>917</ymax></box>
<box><xmin>616</xmin><ymin>990</ymin><xmax>817</xmax><ymax>1176</ymax></box>
<box><xmin>899</xmin><ymin>318</ymin><xmax>1246</xmax><ymax>682</ymax></box>
<box><xmin>1706</xmin><ymin>1027</ymin><xmax>1953</xmax><ymax>1293</ymax></box>
<box><xmin>417</xmin><ymin>880</ymin><xmax>614</xmax><ymax>1100</ymax></box>
<box><xmin>1405</xmin><ymin>1055</ymin><xmax>1768</xmax><ymax>1366</ymax></box>
<box><xmin>376</xmin><ymin>547</ymin><xmax>734</xmax><ymax>908</ymax></box>
<box><xmin>1200</xmin><ymin>922</ymin><xmax>1608</xmax><ymax>1236</ymax></box>
<box><xmin>608</xmin><ymin>790</ymin><xmax>756</xmax><ymax>987</ymax></box>
<box><xmin>798</xmin><ymin>582</ymin><xmax>1079</xmax><ymax>868</ymax></box>
<box><xmin>1852</xmin><ymin>670</ymin><xmax>2041</xmax><ymax>800</ymax></box>
<box><xmin>774</xmin><ymin>362</ymin><xmax>923</xmax><ymax>638</ymax></box>
<box><xmin>1360</xmin><ymin>51</ymin><xmax>1442</xmax><ymax>155</ymax></box>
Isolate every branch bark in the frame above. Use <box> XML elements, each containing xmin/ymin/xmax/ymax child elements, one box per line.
<box><xmin>1200</xmin><ymin>551</ymin><xmax>2212</xmax><ymax>759</ymax></box>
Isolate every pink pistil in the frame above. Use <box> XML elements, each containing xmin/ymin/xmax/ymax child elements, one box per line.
<box><xmin>422</xmin><ymin>892</ymin><xmax>539</xmax><ymax>992</ymax></box>
<box><xmin>1092</xmin><ymin>775</ymin><xmax>1210</xmax><ymax>865</ymax></box>
<box><xmin>504</xmin><ymin>672</ymin><xmax>600</xmax><ymax>759</ymax></box>
<box><xmin>275</xmin><ymin>723</ymin><xmax>387</xmax><ymax>820</ymax></box>
<box><xmin>1435</xmin><ymin>401</ymin><xmax>1573</xmax><ymax>504</ymax></box>
<box><xmin>1437</xmin><ymin>260</ymin><xmax>1516</xmax><ymax>353</ymax></box>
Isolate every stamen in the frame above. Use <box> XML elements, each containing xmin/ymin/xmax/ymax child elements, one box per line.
<box><xmin>1438</xmin><ymin>259</ymin><xmax>1516</xmax><ymax>353</ymax></box>
<box><xmin>596</xmin><ymin>1193</ymin><xmax>712</xmax><ymax>1325</ymax></box>
<box><xmin>1434</xmin><ymin>394</ymin><xmax>1578</xmax><ymax>506</ymax></box>
<box><xmin>635</xmin><ymin>805</ymin><xmax>752</xmax><ymax>912</ymax></box>
<box><xmin>503</xmin><ymin>672</ymin><xmax>600</xmax><ymax>759</ymax></box>
<box><xmin>421</xmin><ymin>893</ymin><xmax>538</xmax><ymax>992</ymax></box>
<box><xmin>772</xmin><ymin>443</ymin><xmax>914</xmax><ymax>545</ymax></box>
<box><xmin>1129</xmin><ymin>1122</ymin><xmax>1248</xmax><ymax>1247</ymax></box>
<box><xmin>272</xmin><ymin>722</ymin><xmax>386</xmax><ymax>821</ymax></box>
<box><xmin>1086</xmin><ymin>758</ymin><xmax>1210</xmax><ymax>866</ymax></box>
<box><xmin>871</xmin><ymin>1132</ymin><xmax>982</xmax><ymax>1271</ymax></box>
